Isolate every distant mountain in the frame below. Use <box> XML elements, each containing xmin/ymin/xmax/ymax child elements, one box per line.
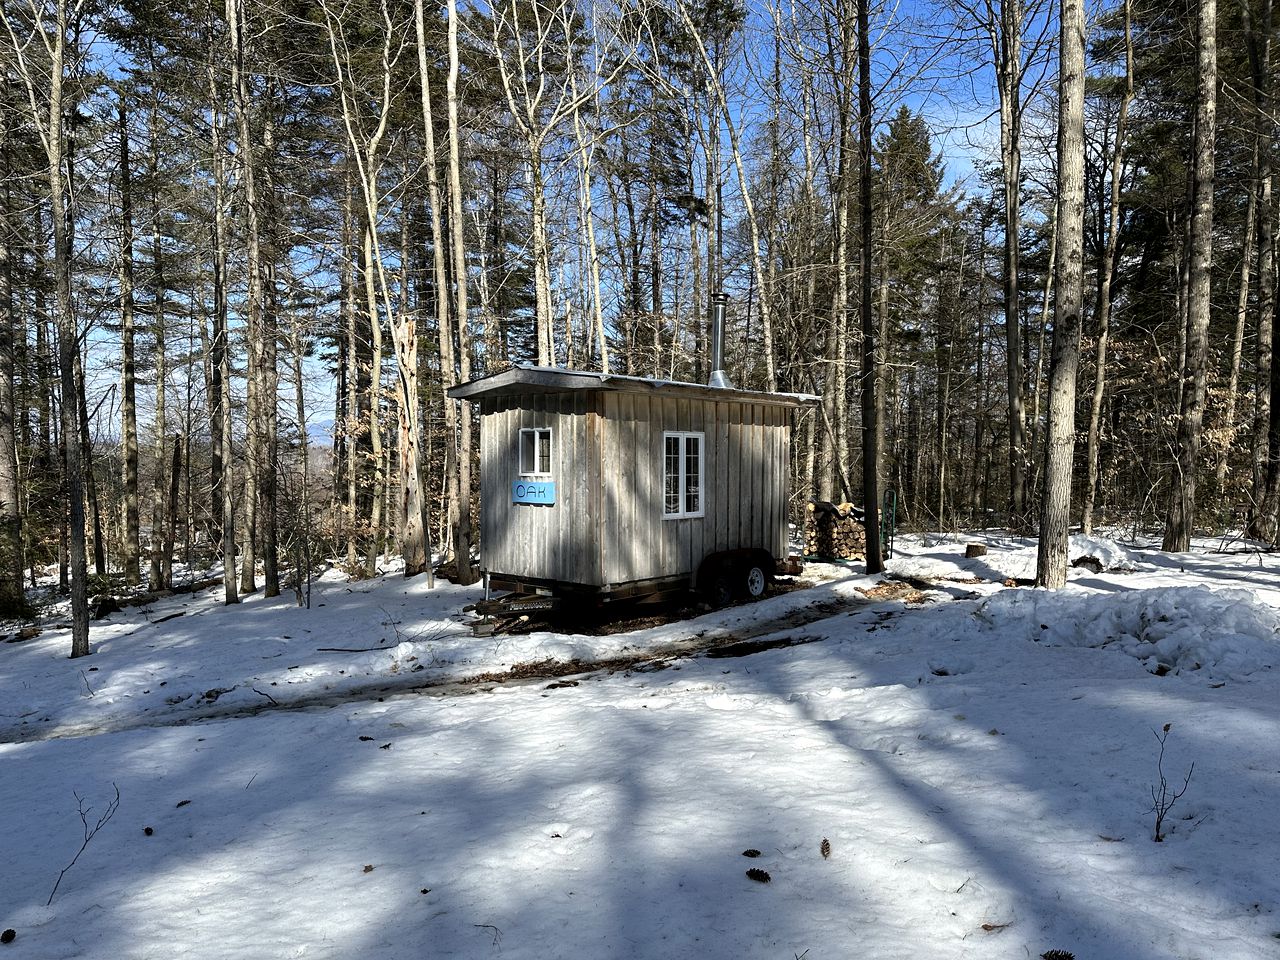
<box><xmin>307</xmin><ymin>419</ymin><xmax>336</xmax><ymax>445</ymax></box>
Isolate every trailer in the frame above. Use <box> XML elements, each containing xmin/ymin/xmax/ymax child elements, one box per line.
<box><xmin>448</xmin><ymin>357</ymin><xmax>816</xmax><ymax>625</ymax></box>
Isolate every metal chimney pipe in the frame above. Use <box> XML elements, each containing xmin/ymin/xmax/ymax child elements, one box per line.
<box><xmin>708</xmin><ymin>292</ymin><xmax>733</xmax><ymax>389</ymax></box>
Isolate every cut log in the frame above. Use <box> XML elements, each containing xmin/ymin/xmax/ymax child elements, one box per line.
<box><xmin>965</xmin><ymin>544</ymin><xmax>987</xmax><ymax>559</ymax></box>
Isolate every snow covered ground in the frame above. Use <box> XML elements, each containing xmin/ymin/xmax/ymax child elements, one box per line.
<box><xmin>2</xmin><ymin>534</ymin><xmax>1278</xmax><ymax>959</ymax></box>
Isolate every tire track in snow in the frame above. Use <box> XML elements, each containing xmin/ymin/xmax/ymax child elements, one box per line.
<box><xmin>2</xmin><ymin>589</ymin><xmax>932</xmax><ymax>745</ymax></box>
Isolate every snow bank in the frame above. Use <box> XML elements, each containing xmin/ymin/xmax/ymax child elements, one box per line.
<box><xmin>974</xmin><ymin>586</ymin><xmax>1280</xmax><ymax>679</ymax></box>
<box><xmin>889</xmin><ymin>533</ymin><xmax>1142</xmax><ymax>582</ymax></box>
<box><xmin>1067</xmin><ymin>534</ymin><xmax>1142</xmax><ymax>571</ymax></box>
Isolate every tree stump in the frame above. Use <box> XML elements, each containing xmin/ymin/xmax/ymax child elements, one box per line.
<box><xmin>964</xmin><ymin>543</ymin><xmax>987</xmax><ymax>559</ymax></box>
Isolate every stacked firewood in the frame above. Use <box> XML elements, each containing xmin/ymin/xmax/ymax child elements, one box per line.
<box><xmin>804</xmin><ymin>501</ymin><xmax>867</xmax><ymax>560</ymax></box>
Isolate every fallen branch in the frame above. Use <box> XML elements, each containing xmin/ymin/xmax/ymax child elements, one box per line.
<box><xmin>251</xmin><ymin>686</ymin><xmax>279</xmax><ymax>706</ymax></box>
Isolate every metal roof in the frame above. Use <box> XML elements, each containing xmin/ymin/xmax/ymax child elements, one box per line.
<box><xmin>447</xmin><ymin>364</ymin><xmax>820</xmax><ymax>407</ymax></box>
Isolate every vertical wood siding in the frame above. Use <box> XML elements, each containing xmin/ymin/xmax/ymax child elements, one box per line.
<box><xmin>479</xmin><ymin>391</ymin><xmax>599</xmax><ymax>585</ymax></box>
<box><xmin>481</xmin><ymin>389</ymin><xmax>794</xmax><ymax>589</ymax></box>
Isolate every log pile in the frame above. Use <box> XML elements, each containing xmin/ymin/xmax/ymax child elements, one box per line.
<box><xmin>805</xmin><ymin>501</ymin><xmax>867</xmax><ymax>560</ymax></box>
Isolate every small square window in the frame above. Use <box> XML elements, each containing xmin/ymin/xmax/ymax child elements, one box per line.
<box><xmin>520</xmin><ymin>427</ymin><xmax>553</xmax><ymax>477</ymax></box>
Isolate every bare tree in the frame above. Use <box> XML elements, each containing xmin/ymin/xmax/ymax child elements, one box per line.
<box><xmin>950</xmin><ymin>0</ymin><xmax>1051</xmax><ymax>526</ymax></box>
<box><xmin>1163</xmin><ymin>0</ymin><xmax>1217</xmax><ymax>552</ymax></box>
<box><xmin>448</xmin><ymin>0</ymin><xmax>476</xmax><ymax>583</ymax></box>
<box><xmin>0</xmin><ymin>94</ymin><xmax>23</xmax><ymax>613</ymax></box>
<box><xmin>2</xmin><ymin>0</ymin><xmax>90</xmax><ymax>653</ymax></box>
<box><xmin>322</xmin><ymin>0</ymin><xmax>432</xmax><ymax>577</ymax></box>
<box><xmin>488</xmin><ymin>0</ymin><xmax>585</xmax><ymax>365</ymax></box>
<box><xmin>1035</xmin><ymin>0</ymin><xmax>1086</xmax><ymax>588</ymax></box>
<box><xmin>205</xmin><ymin>11</ymin><xmax>238</xmax><ymax>604</ymax></box>
<box><xmin>226</xmin><ymin>0</ymin><xmax>269</xmax><ymax>593</ymax></box>
<box><xmin>858</xmin><ymin>0</ymin><xmax>882</xmax><ymax>573</ymax></box>
<box><xmin>1244</xmin><ymin>0</ymin><xmax>1276</xmax><ymax>537</ymax></box>
<box><xmin>116</xmin><ymin>96</ymin><xmax>140</xmax><ymax>585</ymax></box>
<box><xmin>1081</xmin><ymin>0</ymin><xmax>1133</xmax><ymax>535</ymax></box>
<box><xmin>994</xmin><ymin>0</ymin><xmax>1029</xmax><ymax>527</ymax></box>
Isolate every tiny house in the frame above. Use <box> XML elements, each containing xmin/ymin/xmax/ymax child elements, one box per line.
<box><xmin>448</xmin><ymin>363</ymin><xmax>816</xmax><ymax>606</ymax></box>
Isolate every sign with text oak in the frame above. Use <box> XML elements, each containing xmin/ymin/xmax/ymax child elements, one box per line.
<box><xmin>512</xmin><ymin>480</ymin><xmax>556</xmax><ymax>505</ymax></box>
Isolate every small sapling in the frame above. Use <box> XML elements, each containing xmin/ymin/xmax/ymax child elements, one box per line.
<box><xmin>1149</xmin><ymin>723</ymin><xmax>1194</xmax><ymax>842</ymax></box>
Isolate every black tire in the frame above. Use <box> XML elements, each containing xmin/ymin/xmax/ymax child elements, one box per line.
<box><xmin>702</xmin><ymin>565</ymin><xmax>737</xmax><ymax>608</ymax></box>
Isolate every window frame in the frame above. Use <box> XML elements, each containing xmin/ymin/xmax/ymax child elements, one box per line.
<box><xmin>662</xmin><ymin>430</ymin><xmax>705</xmax><ymax>520</ymax></box>
<box><xmin>518</xmin><ymin>426</ymin><xmax>554</xmax><ymax>478</ymax></box>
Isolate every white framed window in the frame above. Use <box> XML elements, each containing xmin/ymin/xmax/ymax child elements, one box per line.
<box><xmin>519</xmin><ymin>427</ymin><xmax>553</xmax><ymax>477</ymax></box>
<box><xmin>663</xmin><ymin>431</ymin><xmax>704</xmax><ymax>518</ymax></box>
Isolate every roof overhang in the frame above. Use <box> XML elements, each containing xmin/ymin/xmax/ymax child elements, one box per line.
<box><xmin>447</xmin><ymin>364</ymin><xmax>820</xmax><ymax>408</ymax></box>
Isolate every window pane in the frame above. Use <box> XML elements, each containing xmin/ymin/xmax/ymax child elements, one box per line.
<box><xmin>684</xmin><ymin>436</ymin><xmax>700</xmax><ymax>513</ymax></box>
<box><xmin>665</xmin><ymin>435</ymin><xmax>680</xmax><ymax>513</ymax></box>
<box><xmin>537</xmin><ymin>429</ymin><xmax>551</xmax><ymax>474</ymax></box>
<box><xmin>520</xmin><ymin>430</ymin><xmax>534</xmax><ymax>474</ymax></box>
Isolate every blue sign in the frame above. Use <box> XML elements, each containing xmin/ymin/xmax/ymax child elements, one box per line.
<box><xmin>512</xmin><ymin>480</ymin><xmax>556</xmax><ymax>505</ymax></box>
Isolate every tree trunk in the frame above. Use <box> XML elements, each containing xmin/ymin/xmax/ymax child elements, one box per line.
<box><xmin>73</xmin><ymin>347</ymin><xmax>104</xmax><ymax>576</ymax></box>
<box><xmin>227</xmin><ymin>0</ymin><xmax>266</xmax><ymax>594</ymax></box>
<box><xmin>45</xmin><ymin>0</ymin><xmax>90</xmax><ymax>653</ymax></box>
<box><xmin>1081</xmin><ymin>0</ymin><xmax>1133</xmax><ymax>536</ymax></box>
<box><xmin>1028</xmin><ymin>209</ymin><xmax>1055</xmax><ymax>495</ymax></box>
<box><xmin>363</xmin><ymin>222</ymin><xmax>384</xmax><ymax>577</ymax></box>
<box><xmin>448</xmin><ymin>0</ymin><xmax>476</xmax><ymax>584</ymax></box>
<box><xmin>341</xmin><ymin>172</ymin><xmax>361</xmax><ymax>571</ymax></box>
<box><xmin>858</xmin><ymin>0</ymin><xmax>882</xmax><ymax>573</ymax></box>
<box><xmin>0</xmin><ymin>104</ymin><xmax>24</xmax><ymax>614</ymax></box>
<box><xmin>289</xmin><ymin>318</ymin><xmax>312</xmax><ymax>604</ymax></box>
<box><xmin>147</xmin><ymin>94</ymin><xmax>169</xmax><ymax>591</ymax></box>
<box><xmin>206</xmin><ymin>42</ymin><xmax>238</xmax><ymax>604</ymax></box>
<box><xmin>116</xmin><ymin>98</ymin><xmax>140</xmax><ymax>585</ymax></box>
<box><xmin>996</xmin><ymin>0</ymin><xmax>1028</xmax><ymax>527</ymax></box>
<box><xmin>1246</xmin><ymin>0</ymin><xmax>1277</xmax><ymax>536</ymax></box>
<box><xmin>1215</xmin><ymin>144</ymin><xmax>1255</xmax><ymax>491</ymax></box>
<box><xmin>1163</xmin><ymin>0</ymin><xmax>1217</xmax><ymax>552</ymax></box>
<box><xmin>165</xmin><ymin>433</ymin><xmax>182</xmax><ymax>586</ymax></box>
<box><xmin>259</xmin><ymin>107</ymin><xmax>280</xmax><ymax>598</ymax></box>
<box><xmin>413</xmin><ymin>0</ymin><xmax>447</xmax><ymax>587</ymax></box>
<box><xmin>528</xmin><ymin>141</ymin><xmax>555</xmax><ymax>366</ymax></box>
<box><xmin>570</xmin><ymin>87</ymin><xmax>609</xmax><ymax>373</ymax></box>
<box><xmin>1036</xmin><ymin>0</ymin><xmax>1087</xmax><ymax>588</ymax></box>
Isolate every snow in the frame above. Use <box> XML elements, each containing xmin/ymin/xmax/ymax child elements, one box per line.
<box><xmin>975</xmin><ymin>585</ymin><xmax>1280</xmax><ymax>679</ymax></box>
<box><xmin>2</xmin><ymin>534</ymin><xmax>1279</xmax><ymax>959</ymax></box>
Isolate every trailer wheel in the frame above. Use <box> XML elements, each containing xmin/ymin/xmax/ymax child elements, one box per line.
<box><xmin>702</xmin><ymin>565</ymin><xmax>737</xmax><ymax>608</ymax></box>
<box><xmin>743</xmin><ymin>563</ymin><xmax>768</xmax><ymax>599</ymax></box>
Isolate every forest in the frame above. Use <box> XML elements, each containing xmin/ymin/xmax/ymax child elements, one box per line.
<box><xmin>0</xmin><ymin>0</ymin><xmax>1270</xmax><ymax>654</ymax></box>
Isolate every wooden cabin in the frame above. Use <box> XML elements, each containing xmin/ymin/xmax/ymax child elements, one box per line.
<box><xmin>447</xmin><ymin>364</ymin><xmax>817</xmax><ymax>605</ymax></box>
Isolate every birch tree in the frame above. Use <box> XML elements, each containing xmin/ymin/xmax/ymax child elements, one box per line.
<box><xmin>670</xmin><ymin>0</ymin><xmax>776</xmax><ymax>391</ymax></box>
<box><xmin>489</xmin><ymin>0</ymin><xmax>589</xmax><ymax>366</ymax></box>
<box><xmin>2</xmin><ymin>0</ymin><xmax>89</xmax><ymax>652</ymax></box>
<box><xmin>448</xmin><ymin>0</ymin><xmax>476</xmax><ymax>583</ymax></box>
<box><xmin>321</xmin><ymin>0</ymin><xmax>432</xmax><ymax>577</ymax></box>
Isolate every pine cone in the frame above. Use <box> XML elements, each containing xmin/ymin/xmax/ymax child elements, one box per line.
<box><xmin>1040</xmin><ymin>951</ymin><xmax>1075</xmax><ymax>960</ymax></box>
<box><xmin>742</xmin><ymin>849</ymin><xmax>762</xmax><ymax>858</ymax></box>
<box><xmin>820</xmin><ymin>838</ymin><xmax>831</xmax><ymax>859</ymax></box>
<box><xmin>746</xmin><ymin>868</ymin><xmax>771</xmax><ymax>883</ymax></box>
